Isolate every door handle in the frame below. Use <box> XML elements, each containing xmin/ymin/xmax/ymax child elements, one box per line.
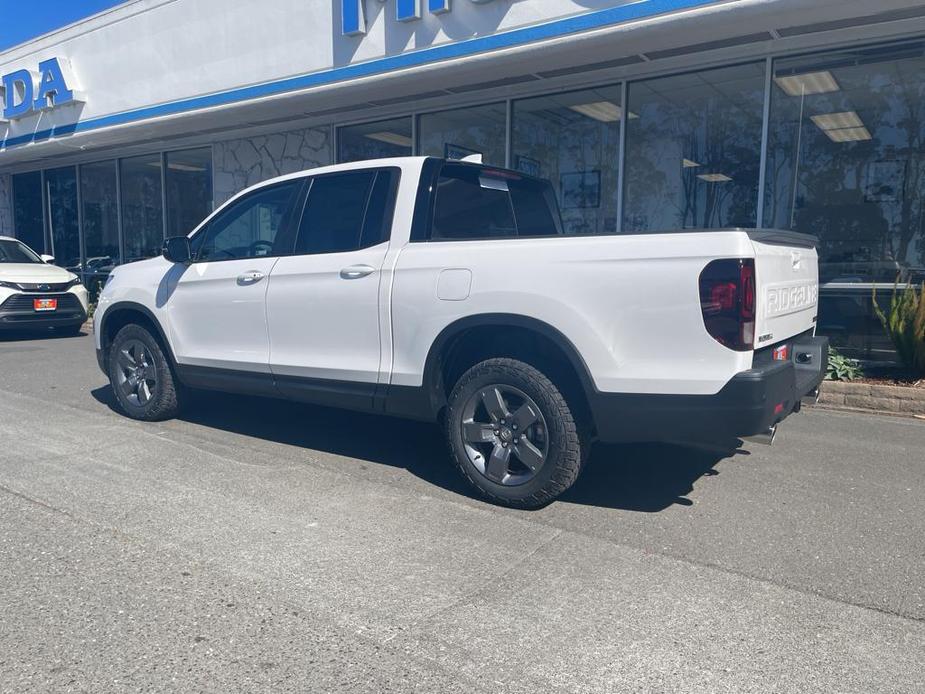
<box><xmin>237</xmin><ymin>271</ymin><xmax>265</xmax><ymax>284</ymax></box>
<box><xmin>339</xmin><ymin>264</ymin><xmax>376</xmax><ymax>280</ymax></box>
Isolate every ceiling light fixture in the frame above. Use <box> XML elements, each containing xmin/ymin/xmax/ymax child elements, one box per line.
<box><xmin>810</xmin><ymin>111</ymin><xmax>872</xmax><ymax>143</ymax></box>
<box><xmin>568</xmin><ymin>102</ymin><xmax>638</xmax><ymax>122</ymax></box>
<box><xmin>810</xmin><ymin>111</ymin><xmax>864</xmax><ymax>131</ymax></box>
<box><xmin>682</xmin><ymin>158</ymin><xmax>702</xmax><ymax>168</ymax></box>
<box><xmin>167</xmin><ymin>162</ymin><xmax>208</xmax><ymax>172</ymax></box>
<box><xmin>365</xmin><ymin>131</ymin><xmax>413</xmax><ymax>147</ymax></box>
<box><xmin>774</xmin><ymin>70</ymin><xmax>840</xmax><ymax>96</ymax></box>
<box><xmin>824</xmin><ymin>126</ymin><xmax>872</xmax><ymax>143</ymax></box>
<box><xmin>697</xmin><ymin>173</ymin><xmax>733</xmax><ymax>183</ymax></box>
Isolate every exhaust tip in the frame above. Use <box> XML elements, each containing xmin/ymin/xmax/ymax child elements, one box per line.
<box><xmin>743</xmin><ymin>424</ymin><xmax>778</xmax><ymax>446</ymax></box>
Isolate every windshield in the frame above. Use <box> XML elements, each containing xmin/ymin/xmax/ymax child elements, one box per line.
<box><xmin>0</xmin><ymin>239</ymin><xmax>43</xmax><ymax>264</ymax></box>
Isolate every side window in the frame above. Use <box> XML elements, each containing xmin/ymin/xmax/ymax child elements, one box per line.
<box><xmin>195</xmin><ymin>181</ymin><xmax>301</xmax><ymax>261</ymax></box>
<box><xmin>360</xmin><ymin>169</ymin><xmax>400</xmax><ymax>249</ymax></box>
<box><xmin>295</xmin><ymin>169</ymin><xmax>398</xmax><ymax>255</ymax></box>
<box><xmin>431</xmin><ymin>164</ymin><xmax>516</xmax><ymax>240</ymax></box>
<box><xmin>508</xmin><ymin>178</ymin><xmax>563</xmax><ymax>237</ymax></box>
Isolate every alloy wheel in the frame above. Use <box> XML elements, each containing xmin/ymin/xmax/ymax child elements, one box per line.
<box><xmin>115</xmin><ymin>339</ymin><xmax>158</xmax><ymax>407</ymax></box>
<box><xmin>459</xmin><ymin>384</ymin><xmax>550</xmax><ymax>486</ymax></box>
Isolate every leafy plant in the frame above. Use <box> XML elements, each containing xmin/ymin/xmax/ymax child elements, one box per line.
<box><xmin>873</xmin><ymin>280</ymin><xmax>925</xmax><ymax>374</ymax></box>
<box><xmin>826</xmin><ymin>348</ymin><xmax>863</xmax><ymax>382</ymax></box>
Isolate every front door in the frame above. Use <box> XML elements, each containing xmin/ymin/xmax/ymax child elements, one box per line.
<box><xmin>166</xmin><ymin>179</ymin><xmax>303</xmax><ymax>373</ymax></box>
<box><xmin>266</xmin><ymin>168</ymin><xmax>398</xmax><ymax>407</ymax></box>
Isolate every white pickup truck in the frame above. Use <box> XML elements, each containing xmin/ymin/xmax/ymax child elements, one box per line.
<box><xmin>95</xmin><ymin>156</ymin><xmax>827</xmax><ymax>508</ymax></box>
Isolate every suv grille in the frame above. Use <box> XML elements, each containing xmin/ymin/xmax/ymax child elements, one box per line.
<box><xmin>9</xmin><ymin>282</ymin><xmax>73</xmax><ymax>292</ymax></box>
<box><xmin>0</xmin><ymin>292</ymin><xmax>83</xmax><ymax>312</ymax></box>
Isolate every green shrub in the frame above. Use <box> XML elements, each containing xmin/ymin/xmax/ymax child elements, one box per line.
<box><xmin>873</xmin><ymin>281</ymin><xmax>925</xmax><ymax>374</ymax></box>
<box><xmin>826</xmin><ymin>349</ymin><xmax>863</xmax><ymax>382</ymax></box>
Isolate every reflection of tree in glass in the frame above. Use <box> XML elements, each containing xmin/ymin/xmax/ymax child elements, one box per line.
<box><xmin>765</xmin><ymin>46</ymin><xmax>925</xmax><ymax>283</ymax></box>
<box><xmin>624</xmin><ymin>65</ymin><xmax>764</xmax><ymax>232</ymax></box>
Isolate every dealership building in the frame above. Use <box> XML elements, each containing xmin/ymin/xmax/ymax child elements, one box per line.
<box><xmin>1</xmin><ymin>0</ymin><xmax>924</xmax><ymax>359</ymax></box>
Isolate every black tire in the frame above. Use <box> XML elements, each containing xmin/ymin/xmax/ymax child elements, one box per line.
<box><xmin>107</xmin><ymin>323</ymin><xmax>180</xmax><ymax>421</ymax></box>
<box><xmin>446</xmin><ymin>358</ymin><xmax>586</xmax><ymax>509</ymax></box>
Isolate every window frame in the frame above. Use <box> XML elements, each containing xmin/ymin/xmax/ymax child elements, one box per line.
<box><xmin>188</xmin><ymin>178</ymin><xmax>307</xmax><ymax>264</ymax></box>
<box><xmin>289</xmin><ymin>166</ymin><xmax>401</xmax><ymax>257</ymax></box>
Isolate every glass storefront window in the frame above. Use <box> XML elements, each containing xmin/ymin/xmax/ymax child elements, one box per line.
<box><xmin>11</xmin><ymin>171</ymin><xmax>45</xmax><ymax>255</ymax></box>
<box><xmin>45</xmin><ymin>167</ymin><xmax>80</xmax><ymax>270</ymax></box>
<box><xmin>338</xmin><ymin>117</ymin><xmax>413</xmax><ymax>162</ymax></box>
<box><xmin>765</xmin><ymin>41</ymin><xmax>925</xmax><ymax>359</ymax></box>
<box><xmin>166</xmin><ymin>148</ymin><xmax>213</xmax><ymax>238</ymax></box>
<box><xmin>80</xmin><ymin>160</ymin><xmax>120</xmax><ymax>290</ymax></box>
<box><xmin>121</xmin><ymin>154</ymin><xmax>164</xmax><ymax>263</ymax></box>
<box><xmin>512</xmin><ymin>86</ymin><xmax>623</xmax><ymax>235</ymax></box>
<box><xmin>623</xmin><ymin>62</ymin><xmax>766</xmax><ymax>232</ymax></box>
<box><xmin>765</xmin><ymin>42</ymin><xmax>925</xmax><ymax>285</ymax></box>
<box><xmin>418</xmin><ymin>103</ymin><xmax>507</xmax><ymax>166</ymax></box>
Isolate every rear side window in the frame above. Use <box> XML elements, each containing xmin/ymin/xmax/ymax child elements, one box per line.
<box><xmin>430</xmin><ymin>163</ymin><xmax>562</xmax><ymax>240</ymax></box>
<box><xmin>509</xmin><ymin>179</ymin><xmax>563</xmax><ymax>237</ymax></box>
<box><xmin>295</xmin><ymin>168</ymin><xmax>399</xmax><ymax>255</ymax></box>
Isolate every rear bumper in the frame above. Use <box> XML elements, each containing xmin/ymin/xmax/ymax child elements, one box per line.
<box><xmin>592</xmin><ymin>336</ymin><xmax>829</xmax><ymax>444</ymax></box>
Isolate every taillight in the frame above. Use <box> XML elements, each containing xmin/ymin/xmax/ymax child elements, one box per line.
<box><xmin>699</xmin><ymin>258</ymin><xmax>756</xmax><ymax>351</ymax></box>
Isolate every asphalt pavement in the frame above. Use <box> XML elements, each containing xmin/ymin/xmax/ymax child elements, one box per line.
<box><xmin>0</xmin><ymin>330</ymin><xmax>923</xmax><ymax>693</ymax></box>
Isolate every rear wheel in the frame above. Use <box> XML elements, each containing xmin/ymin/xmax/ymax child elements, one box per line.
<box><xmin>446</xmin><ymin>358</ymin><xmax>586</xmax><ymax>509</ymax></box>
<box><xmin>108</xmin><ymin>323</ymin><xmax>180</xmax><ymax>421</ymax></box>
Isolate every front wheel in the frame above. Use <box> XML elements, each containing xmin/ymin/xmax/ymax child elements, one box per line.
<box><xmin>446</xmin><ymin>358</ymin><xmax>586</xmax><ymax>509</ymax></box>
<box><xmin>107</xmin><ymin>323</ymin><xmax>181</xmax><ymax>421</ymax></box>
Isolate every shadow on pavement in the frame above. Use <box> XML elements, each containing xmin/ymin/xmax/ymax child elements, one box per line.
<box><xmin>91</xmin><ymin>385</ymin><xmax>739</xmax><ymax>513</ymax></box>
<box><xmin>0</xmin><ymin>328</ymin><xmax>85</xmax><ymax>342</ymax></box>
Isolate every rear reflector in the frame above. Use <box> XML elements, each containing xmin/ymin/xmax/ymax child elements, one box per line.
<box><xmin>699</xmin><ymin>258</ymin><xmax>757</xmax><ymax>352</ymax></box>
<box><xmin>773</xmin><ymin>345</ymin><xmax>790</xmax><ymax>361</ymax></box>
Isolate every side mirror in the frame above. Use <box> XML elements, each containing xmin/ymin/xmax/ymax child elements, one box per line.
<box><xmin>163</xmin><ymin>236</ymin><xmax>192</xmax><ymax>264</ymax></box>
<box><xmin>40</xmin><ymin>254</ymin><xmax>55</xmax><ymax>264</ymax></box>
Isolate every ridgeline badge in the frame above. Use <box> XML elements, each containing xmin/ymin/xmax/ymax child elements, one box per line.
<box><xmin>1</xmin><ymin>57</ymin><xmax>83</xmax><ymax>121</ymax></box>
<box><xmin>342</xmin><ymin>0</ymin><xmax>495</xmax><ymax>36</ymax></box>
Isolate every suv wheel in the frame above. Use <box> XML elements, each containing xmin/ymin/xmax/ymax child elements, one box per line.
<box><xmin>108</xmin><ymin>323</ymin><xmax>180</xmax><ymax>421</ymax></box>
<box><xmin>446</xmin><ymin>358</ymin><xmax>585</xmax><ymax>509</ymax></box>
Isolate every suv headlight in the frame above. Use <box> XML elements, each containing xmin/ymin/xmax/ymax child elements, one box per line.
<box><xmin>66</xmin><ymin>276</ymin><xmax>83</xmax><ymax>288</ymax></box>
<box><xmin>0</xmin><ymin>280</ymin><xmax>21</xmax><ymax>290</ymax></box>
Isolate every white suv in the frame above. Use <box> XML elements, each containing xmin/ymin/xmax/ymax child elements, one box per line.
<box><xmin>95</xmin><ymin>157</ymin><xmax>827</xmax><ymax>508</ymax></box>
<box><xmin>0</xmin><ymin>236</ymin><xmax>88</xmax><ymax>334</ymax></box>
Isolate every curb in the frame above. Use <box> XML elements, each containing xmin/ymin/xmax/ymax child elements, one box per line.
<box><xmin>819</xmin><ymin>380</ymin><xmax>925</xmax><ymax>418</ymax></box>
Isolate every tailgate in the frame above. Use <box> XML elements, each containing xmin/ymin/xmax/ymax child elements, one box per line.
<box><xmin>748</xmin><ymin>230</ymin><xmax>819</xmax><ymax>348</ymax></box>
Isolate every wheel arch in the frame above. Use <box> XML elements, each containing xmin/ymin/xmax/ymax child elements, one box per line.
<box><xmin>418</xmin><ymin>314</ymin><xmax>599</xmax><ymax>433</ymax></box>
<box><xmin>99</xmin><ymin>301</ymin><xmax>177</xmax><ymax>369</ymax></box>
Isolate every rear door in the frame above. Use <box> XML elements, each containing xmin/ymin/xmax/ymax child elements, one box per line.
<box><xmin>749</xmin><ymin>230</ymin><xmax>820</xmax><ymax>347</ymax></box>
<box><xmin>265</xmin><ymin>168</ymin><xmax>399</xmax><ymax>407</ymax></box>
